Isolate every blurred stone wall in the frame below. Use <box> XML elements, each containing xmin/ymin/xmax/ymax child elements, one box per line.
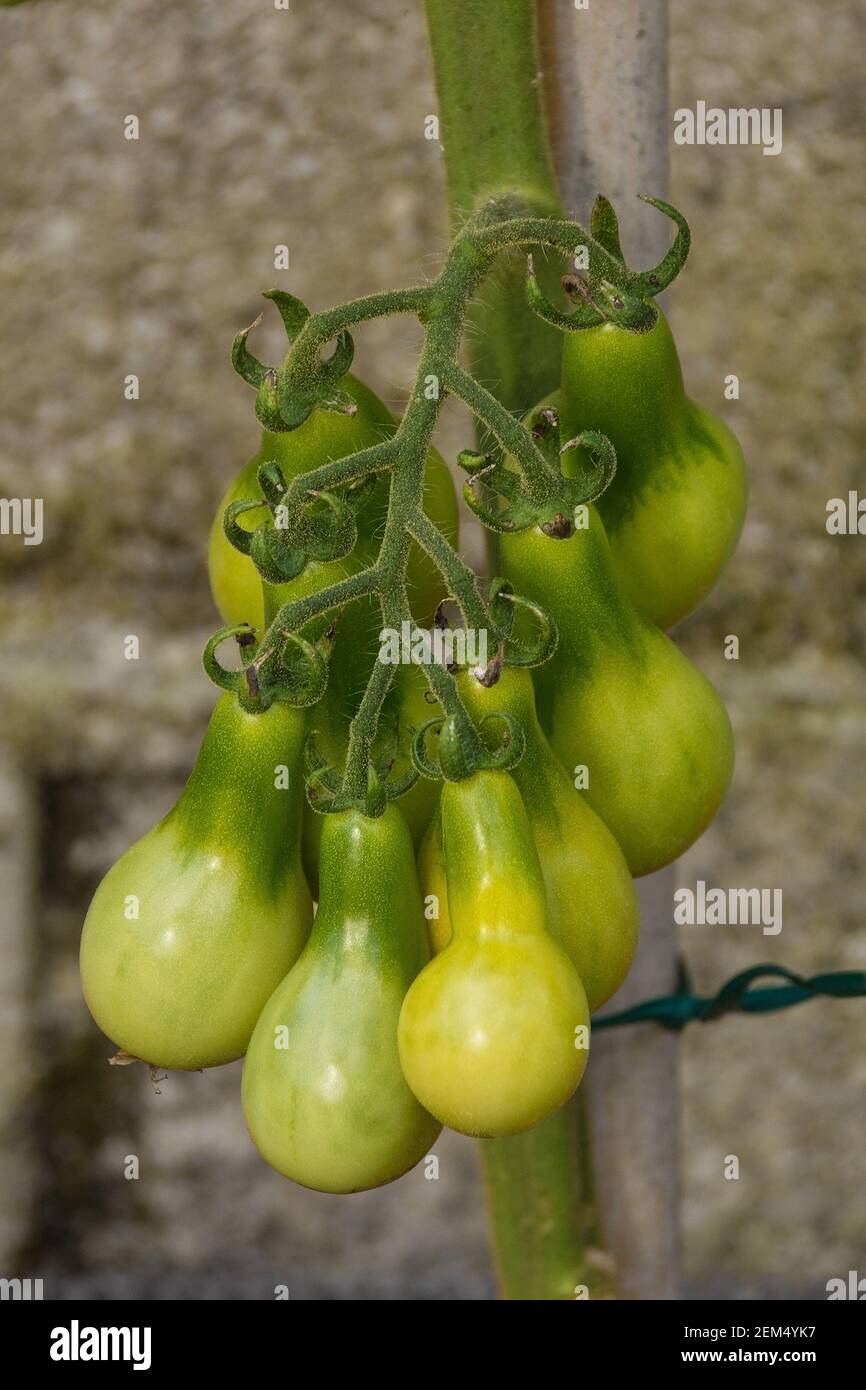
<box><xmin>0</xmin><ymin>0</ymin><xmax>863</xmax><ymax>1298</ymax></box>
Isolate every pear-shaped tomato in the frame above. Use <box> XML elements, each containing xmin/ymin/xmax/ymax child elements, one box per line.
<box><xmin>420</xmin><ymin>666</ymin><xmax>639</xmax><ymax>1010</ymax></box>
<box><xmin>208</xmin><ymin>373</ymin><xmax>458</xmax><ymax>633</ymax></box>
<box><xmin>399</xmin><ymin>770</ymin><xmax>589</xmax><ymax>1137</ymax></box>
<box><xmin>501</xmin><ymin>508</ymin><xmax>734</xmax><ymax>877</ymax></box>
<box><xmin>80</xmin><ymin>695</ymin><xmax>312</xmax><ymax>1070</ymax></box>
<box><xmin>559</xmin><ymin>311</ymin><xmax>746</xmax><ymax>629</ymax></box>
<box><xmin>243</xmin><ymin>804</ymin><xmax>440</xmax><ymax>1192</ymax></box>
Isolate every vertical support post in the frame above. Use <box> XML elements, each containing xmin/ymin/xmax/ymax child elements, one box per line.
<box><xmin>539</xmin><ymin>0</ymin><xmax>680</xmax><ymax>1300</ymax></box>
<box><xmin>539</xmin><ymin>1</ymin><xmax>670</xmax><ymax>263</ymax></box>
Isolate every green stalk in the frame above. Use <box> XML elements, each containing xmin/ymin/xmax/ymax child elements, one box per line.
<box><xmin>424</xmin><ymin>0</ymin><xmax>567</xmax><ymax>415</ymax></box>
<box><xmin>424</xmin><ymin>0</ymin><xmax>597</xmax><ymax>1301</ymax></box>
<box><xmin>480</xmin><ymin>1111</ymin><xmax>587</xmax><ymax>1301</ymax></box>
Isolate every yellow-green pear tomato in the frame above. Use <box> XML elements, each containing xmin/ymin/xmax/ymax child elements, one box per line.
<box><xmin>420</xmin><ymin>666</ymin><xmax>639</xmax><ymax>1011</ymax></box>
<box><xmin>559</xmin><ymin>310</ymin><xmax>747</xmax><ymax>629</ymax></box>
<box><xmin>501</xmin><ymin>506</ymin><xmax>734</xmax><ymax>877</ymax></box>
<box><xmin>399</xmin><ymin>771</ymin><xmax>589</xmax><ymax>1137</ymax></box>
<box><xmin>243</xmin><ymin>804</ymin><xmax>441</xmax><ymax>1192</ymax></box>
<box><xmin>80</xmin><ymin>694</ymin><xmax>312</xmax><ymax>1070</ymax></box>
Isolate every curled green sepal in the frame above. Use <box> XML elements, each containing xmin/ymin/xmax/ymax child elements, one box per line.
<box><xmin>226</xmin><ymin>462</ymin><xmax>359</xmax><ymax>583</ymax></box>
<box><xmin>202</xmin><ymin>624</ymin><xmax>260</xmax><ymax>699</ymax></box>
<box><xmin>459</xmin><ymin>402</ymin><xmax>616</xmax><ymax>538</ymax></box>
<box><xmin>539</xmin><ymin>192</ymin><xmax>694</xmax><ymax>334</ymax></box>
<box><xmin>460</xmin><ymin>449</ymin><xmax>541</xmax><ymax>534</ymax></box>
<box><xmin>525</xmin><ymin>253</ymin><xmax>603</xmax><ymax>332</ymax></box>
<box><xmin>304</xmin><ymin>732</ymin><xmax>344</xmax><ymax>795</ymax></box>
<box><xmin>367</xmin><ymin>708</ymin><xmax>422</xmax><ymax>802</ymax></box>
<box><xmin>564</xmin><ymin>272</ymin><xmax>658</xmax><ymax>334</ymax></box>
<box><xmin>230</xmin><ymin>311</ymin><xmax>297</xmax><ymax>435</ymax></box>
<box><xmin>527</xmin><ymin>247</ymin><xmax>657</xmax><ymax>335</ymax></box>
<box><xmin>274</xmin><ymin>331</ymin><xmax>356</xmax><ymax>432</ymax></box>
<box><xmin>488</xmin><ymin>578</ymin><xmax>558</xmax><ymax>668</ymax></box>
<box><xmin>590</xmin><ymin>195</ymin><xmax>626</xmax><ymax>264</ymax></box>
<box><xmin>379</xmin><ymin>764</ymin><xmax>420</xmax><ymax>801</ymax></box>
<box><xmin>249</xmin><ymin>525</ymin><xmax>307</xmax><ymax>584</ymax></box>
<box><xmin>410</xmin><ymin>716</ymin><xmax>447</xmax><ymax>780</ymax></box>
<box><xmin>262</xmin><ymin>288</ymin><xmax>311</xmax><ymax>343</ymax></box>
<box><xmin>559</xmin><ymin>428</ymin><xmax>618</xmax><ymax>506</ymax></box>
<box><xmin>474</xmin><ymin>712</ymin><xmax>526</xmax><ymax>772</ymax></box>
<box><xmin>291</xmin><ymin>490</ymin><xmax>358</xmax><ymax>562</ymax></box>
<box><xmin>631</xmin><ymin>195</ymin><xmax>691</xmax><ymax>296</ymax></box>
<box><xmin>232</xmin><ymin>290</ymin><xmax>352</xmax><ymax>434</ymax></box>
<box><xmin>253</xmin><ymin>631</ymin><xmax>330</xmax><ymax>709</ymax></box>
<box><xmin>231</xmin><ymin>315</ymin><xmax>268</xmax><ymax>389</ymax></box>
<box><xmin>319</xmin><ymin>331</ymin><xmax>355</xmax><ymax>388</ymax></box>
<box><xmin>585</xmin><ymin>194</ymin><xmax>690</xmax><ymax>301</ymax></box>
<box><xmin>258</xmin><ymin>458</ymin><xmax>358</xmax><ymax>560</ymax></box>
<box><xmin>257</xmin><ymin>460</ymin><xmax>288</xmax><ymax>509</ymax></box>
<box><xmin>254</xmin><ymin>370</ymin><xmax>292</xmax><ymax>434</ymax></box>
<box><xmin>231</xmin><ymin>296</ymin><xmax>314</xmax><ymax>433</ymax></box>
<box><xmin>222</xmin><ymin>497</ymin><xmax>266</xmax><ymax>556</ymax></box>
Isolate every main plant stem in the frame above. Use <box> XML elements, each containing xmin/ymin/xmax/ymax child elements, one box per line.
<box><xmin>424</xmin><ymin>0</ymin><xmax>566</xmax><ymax>416</ymax></box>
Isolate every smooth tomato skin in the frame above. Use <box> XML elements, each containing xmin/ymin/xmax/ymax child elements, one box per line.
<box><xmin>398</xmin><ymin>933</ymin><xmax>589</xmax><ymax>1137</ymax></box>
<box><xmin>501</xmin><ymin>508</ymin><xmax>734</xmax><ymax>877</ymax></box>
<box><xmin>421</xmin><ymin>666</ymin><xmax>639</xmax><ymax>1011</ymax></box>
<box><xmin>560</xmin><ymin>310</ymin><xmax>747</xmax><ymax>630</ymax></box>
<box><xmin>399</xmin><ymin>771</ymin><xmax>589</xmax><ymax>1138</ymax></box>
<box><xmin>80</xmin><ymin>695</ymin><xmax>312</xmax><ymax>1071</ymax></box>
<box><xmin>242</xmin><ymin>804</ymin><xmax>440</xmax><ymax>1193</ymax></box>
<box><xmin>208</xmin><ymin>373</ymin><xmax>458</xmax><ymax>633</ymax></box>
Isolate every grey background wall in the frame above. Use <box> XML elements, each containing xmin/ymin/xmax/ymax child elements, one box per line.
<box><xmin>0</xmin><ymin>0</ymin><xmax>863</xmax><ymax>1298</ymax></box>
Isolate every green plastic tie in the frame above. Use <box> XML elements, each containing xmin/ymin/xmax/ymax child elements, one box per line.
<box><xmin>593</xmin><ymin>963</ymin><xmax>866</xmax><ymax>1032</ymax></box>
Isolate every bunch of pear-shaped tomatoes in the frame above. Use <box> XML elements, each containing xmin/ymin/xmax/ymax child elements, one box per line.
<box><xmin>81</xmin><ymin>199</ymin><xmax>744</xmax><ymax>1192</ymax></box>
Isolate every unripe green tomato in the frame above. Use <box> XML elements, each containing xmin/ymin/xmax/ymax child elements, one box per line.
<box><xmin>560</xmin><ymin>311</ymin><xmax>747</xmax><ymax>630</ymax></box>
<box><xmin>501</xmin><ymin>504</ymin><xmax>734</xmax><ymax>877</ymax></box>
<box><xmin>243</xmin><ymin>804</ymin><xmax>440</xmax><ymax>1192</ymax></box>
<box><xmin>80</xmin><ymin>695</ymin><xmax>312</xmax><ymax>1071</ymax></box>
<box><xmin>399</xmin><ymin>934</ymin><xmax>589</xmax><ymax>1137</ymax></box>
<box><xmin>399</xmin><ymin>771</ymin><xmax>589</xmax><ymax>1137</ymax></box>
<box><xmin>420</xmin><ymin>666</ymin><xmax>639</xmax><ymax>1011</ymax></box>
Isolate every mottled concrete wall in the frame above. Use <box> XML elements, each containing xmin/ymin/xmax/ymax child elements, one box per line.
<box><xmin>0</xmin><ymin>0</ymin><xmax>863</xmax><ymax>1298</ymax></box>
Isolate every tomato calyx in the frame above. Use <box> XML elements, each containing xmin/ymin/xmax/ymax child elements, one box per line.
<box><xmin>202</xmin><ymin>622</ymin><xmax>330</xmax><ymax>712</ymax></box>
<box><xmin>459</xmin><ymin>403</ymin><xmax>617</xmax><ymax>542</ymax></box>
<box><xmin>525</xmin><ymin>193</ymin><xmax>690</xmax><ymax>338</ymax></box>
<box><xmin>304</xmin><ymin>731</ymin><xmax>419</xmax><ymax>820</ymax></box>
<box><xmin>410</xmin><ymin>706</ymin><xmax>525</xmax><ymax>785</ymax></box>
<box><xmin>223</xmin><ymin>457</ymin><xmax>365</xmax><ymax>586</ymax></box>
<box><xmin>232</xmin><ymin>288</ymin><xmax>358</xmax><ymax>434</ymax></box>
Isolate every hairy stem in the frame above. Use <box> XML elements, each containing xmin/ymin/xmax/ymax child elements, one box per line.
<box><xmin>424</xmin><ymin>0</ymin><xmax>566</xmax><ymax>415</ymax></box>
<box><xmin>407</xmin><ymin>508</ymin><xmax>491</xmax><ymax>632</ymax></box>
